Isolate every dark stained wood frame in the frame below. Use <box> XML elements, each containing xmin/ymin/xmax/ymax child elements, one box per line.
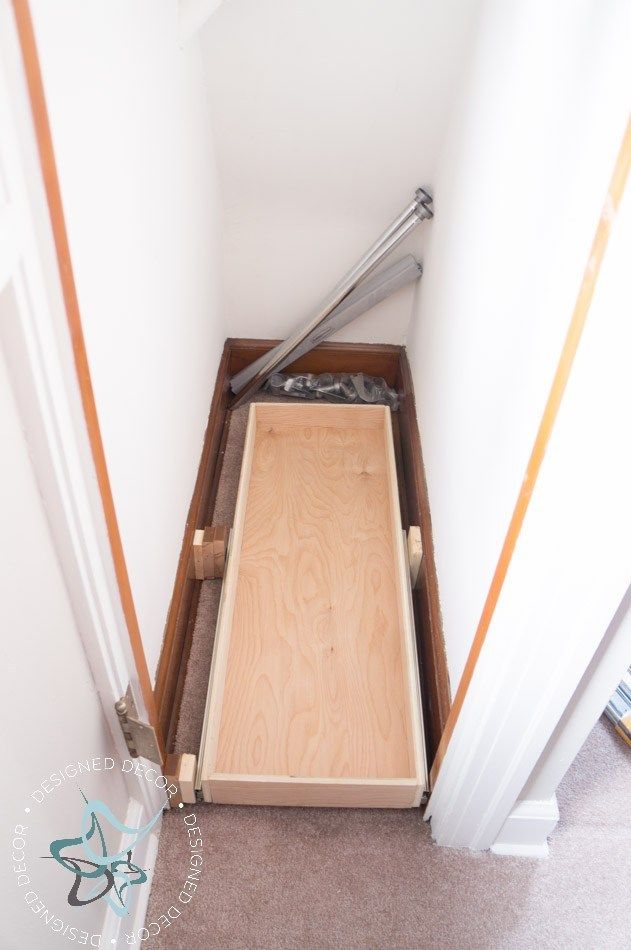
<box><xmin>155</xmin><ymin>340</ymin><xmax>232</xmax><ymax>745</ymax></box>
<box><xmin>226</xmin><ymin>338</ymin><xmax>402</xmax><ymax>389</ymax></box>
<box><xmin>396</xmin><ymin>351</ymin><xmax>451</xmax><ymax>763</ymax></box>
<box><xmin>156</xmin><ymin>338</ymin><xmax>451</xmax><ymax>769</ymax></box>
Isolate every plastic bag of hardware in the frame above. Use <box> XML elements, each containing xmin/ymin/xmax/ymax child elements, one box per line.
<box><xmin>266</xmin><ymin>372</ymin><xmax>399</xmax><ymax>410</ymax></box>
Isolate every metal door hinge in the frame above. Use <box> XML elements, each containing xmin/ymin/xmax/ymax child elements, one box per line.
<box><xmin>115</xmin><ymin>684</ymin><xmax>161</xmax><ymax>764</ymax></box>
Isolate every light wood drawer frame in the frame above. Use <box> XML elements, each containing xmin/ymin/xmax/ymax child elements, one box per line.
<box><xmin>197</xmin><ymin>402</ymin><xmax>427</xmax><ymax>807</ymax></box>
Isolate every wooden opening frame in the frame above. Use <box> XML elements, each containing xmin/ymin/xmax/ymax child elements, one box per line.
<box><xmin>156</xmin><ymin>339</ymin><xmax>451</xmax><ymax>780</ymax></box>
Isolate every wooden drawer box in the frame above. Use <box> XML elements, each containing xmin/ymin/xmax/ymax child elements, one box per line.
<box><xmin>198</xmin><ymin>403</ymin><xmax>427</xmax><ymax>807</ymax></box>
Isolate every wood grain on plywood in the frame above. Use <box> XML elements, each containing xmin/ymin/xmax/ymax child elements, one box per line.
<box><xmin>208</xmin><ymin>776</ymin><xmax>419</xmax><ymax>808</ymax></box>
<box><xmin>214</xmin><ymin>404</ymin><xmax>415</xmax><ymax>780</ymax></box>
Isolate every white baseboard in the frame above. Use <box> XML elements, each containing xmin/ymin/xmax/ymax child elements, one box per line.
<box><xmin>101</xmin><ymin>796</ymin><xmax>163</xmax><ymax>947</ymax></box>
<box><xmin>490</xmin><ymin>796</ymin><xmax>559</xmax><ymax>858</ymax></box>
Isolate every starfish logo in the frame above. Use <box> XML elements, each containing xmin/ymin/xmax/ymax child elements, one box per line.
<box><xmin>43</xmin><ymin>791</ymin><xmax>162</xmax><ymax>918</ymax></box>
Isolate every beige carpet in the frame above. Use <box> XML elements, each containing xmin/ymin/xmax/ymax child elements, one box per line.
<box><xmin>146</xmin><ymin>400</ymin><xmax>631</xmax><ymax>949</ymax></box>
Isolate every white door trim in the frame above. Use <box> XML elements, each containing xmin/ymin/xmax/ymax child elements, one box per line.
<box><xmin>490</xmin><ymin>797</ymin><xmax>559</xmax><ymax>858</ymax></box>
<box><xmin>492</xmin><ymin>582</ymin><xmax>631</xmax><ymax>857</ymax></box>
<box><xmin>426</xmin><ymin>116</ymin><xmax>631</xmax><ymax>853</ymax></box>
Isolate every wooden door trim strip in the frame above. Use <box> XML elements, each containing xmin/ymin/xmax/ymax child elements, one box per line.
<box><xmin>11</xmin><ymin>0</ymin><xmax>163</xmax><ymax>756</ymax></box>
<box><xmin>431</xmin><ymin>117</ymin><xmax>631</xmax><ymax>784</ymax></box>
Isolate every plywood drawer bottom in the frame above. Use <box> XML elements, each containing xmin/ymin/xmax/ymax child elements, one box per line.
<box><xmin>197</xmin><ymin>403</ymin><xmax>427</xmax><ymax>808</ymax></box>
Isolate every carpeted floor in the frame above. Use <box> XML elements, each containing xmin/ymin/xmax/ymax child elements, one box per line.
<box><xmin>145</xmin><ymin>400</ymin><xmax>631</xmax><ymax>949</ymax></box>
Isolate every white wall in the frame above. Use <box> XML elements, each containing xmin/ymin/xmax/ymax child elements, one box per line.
<box><xmin>407</xmin><ymin>0</ymin><xmax>631</xmax><ymax>690</ymax></box>
<box><xmin>198</xmin><ymin>0</ymin><xmax>480</xmax><ymax>344</ymax></box>
<box><xmin>30</xmin><ymin>1</ymin><xmax>226</xmax><ymax>677</ymax></box>
<box><xmin>0</xmin><ymin>318</ymin><xmax>130</xmax><ymax>945</ymax></box>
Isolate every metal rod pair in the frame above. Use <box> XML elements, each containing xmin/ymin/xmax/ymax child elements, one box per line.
<box><xmin>230</xmin><ymin>255</ymin><xmax>423</xmax><ymax>394</ymax></box>
<box><xmin>230</xmin><ymin>188</ymin><xmax>433</xmax><ymax>407</ymax></box>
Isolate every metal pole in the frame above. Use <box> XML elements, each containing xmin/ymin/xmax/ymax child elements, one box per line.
<box><xmin>326</xmin><ymin>192</ymin><xmax>425</xmax><ymax>295</ymax></box>
<box><xmin>230</xmin><ymin>255</ymin><xmax>422</xmax><ymax>393</ymax></box>
<box><xmin>230</xmin><ymin>188</ymin><xmax>433</xmax><ymax>406</ymax></box>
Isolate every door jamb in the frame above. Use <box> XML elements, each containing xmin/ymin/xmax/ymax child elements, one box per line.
<box><xmin>426</xmin><ymin>117</ymin><xmax>631</xmax><ymax>850</ymax></box>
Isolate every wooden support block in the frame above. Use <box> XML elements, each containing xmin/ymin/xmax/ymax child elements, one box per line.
<box><xmin>164</xmin><ymin>753</ymin><xmax>184</xmax><ymax>807</ymax></box>
<box><xmin>615</xmin><ymin>713</ymin><xmax>631</xmax><ymax>748</ymax></box>
<box><xmin>164</xmin><ymin>752</ymin><xmax>197</xmax><ymax>807</ymax></box>
<box><xmin>407</xmin><ymin>525</ymin><xmax>423</xmax><ymax>589</ymax></box>
<box><xmin>189</xmin><ymin>525</ymin><xmax>228</xmax><ymax>579</ymax></box>
<box><xmin>202</xmin><ymin>525</ymin><xmax>228</xmax><ymax>578</ymax></box>
<box><xmin>190</xmin><ymin>529</ymin><xmax>205</xmax><ymax>580</ymax></box>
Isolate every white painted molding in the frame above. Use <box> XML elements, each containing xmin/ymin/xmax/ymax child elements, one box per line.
<box><xmin>101</xmin><ymin>796</ymin><xmax>162</xmax><ymax>945</ymax></box>
<box><xmin>178</xmin><ymin>0</ymin><xmax>224</xmax><ymax>45</ymax></box>
<box><xmin>426</xmin><ymin>93</ymin><xmax>630</xmax><ymax>851</ymax></box>
<box><xmin>0</xmin><ymin>203</ymin><xmax>20</xmax><ymax>292</ymax></box>
<box><xmin>523</xmin><ymin>583</ymin><xmax>631</xmax><ymax>802</ymax></box>
<box><xmin>491</xmin><ymin>797</ymin><xmax>559</xmax><ymax>858</ymax></box>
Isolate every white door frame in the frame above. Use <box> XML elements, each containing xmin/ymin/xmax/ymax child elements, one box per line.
<box><xmin>491</xmin><ymin>582</ymin><xmax>631</xmax><ymax>856</ymax></box>
<box><xmin>0</xmin><ymin>2</ymin><xmax>163</xmax><ymax>818</ymax></box>
<box><xmin>425</xmin><ymin>568</ymin><xmax>631</xmax><ymax>853</ymax></box>
<box><xmin>426</xmin><ymin>119</ymin><xmax>631</xmax><ymax>853</ymax></box>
